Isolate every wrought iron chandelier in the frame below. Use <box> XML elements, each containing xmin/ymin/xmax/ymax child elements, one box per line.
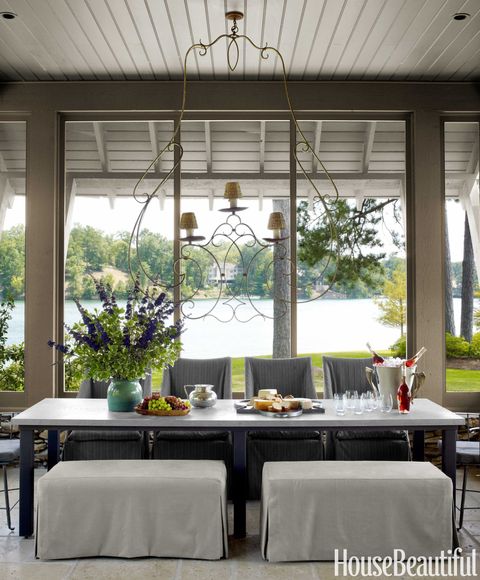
<box><xmin>129</xmin><ymin>11</ymin><xmax>340</xmax><ymax>323</ymax></box>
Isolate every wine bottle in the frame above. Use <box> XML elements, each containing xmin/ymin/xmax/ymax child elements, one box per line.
<box><xmin>366</xmin><ymin>342</ymin><xmax>385</xmax><ymax>365</ymax></box>
<box><xmin>405</xmin><ymin>346</ymin><xmax>427</xmax><ymax>368</ymax></box>
<box><xmin>397</xmin><ymin>365</ymin><xmax>410</xmax><ymax>414</ymax></box>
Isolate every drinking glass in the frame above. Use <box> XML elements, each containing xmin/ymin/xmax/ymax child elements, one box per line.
<box><xmin>354</xmin><ymin>393</ymin><xmax>363</xmax><ymax>415</ymax></box>
<box><xmin>334</xmin><ymin>393</ymin><xmax>345</xmax><ymax>416</ymax></box>
<box><xmin>344</xmin><ymin>391</ymin><xmax>355</xmax><ymax>412</ymax></box>
<box><xmin>380</xmin><ymin>393</ymin><xmax>393</xmax><ymax>413</ymax></box>
<box><xmin>369</xmin><ymin>391</ymin><xmax>379</xmax><ymax>411</ymax></box>
<box><xmin>362</xmin><ymin>392</ymin><xmax>372</xmax><ymax>412</ymax></box>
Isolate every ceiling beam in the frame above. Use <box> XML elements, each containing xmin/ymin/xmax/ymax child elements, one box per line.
<box><xmin>362</xmin><ymin>122</ymin><xmax>376</xmax><ymax>173</ymax></box>
<box><xmin>73</xmin><ymin>177</ymin><xmax>404</xmax><ymax>197</ymax></box>
<box><xmin>9</xmin><ymin>169</ymin><xmax>472</xmax><ymax>180</ymax></box>
<box><xmin>107</xmin><ymin>191</ymin><xmax>116</xmax><ymax>210</ymax></box>
<box><xmin>67</xmin><ymin>171</ymin><xmax>407</xmax><ymax>182</ymax></box>
<box><xmin>93</xmin><ymin>122</ymin><xmax>109</xmax><ymax>172</ymax></box>
<box><xmin>465</xmin><ymin>131</ymin><xmax>479</xmax><ymax>175</ymax></box>
<box><xmin>64</xmin><ymin>176</ymin><xmax>76</xmax><ymax>256</ymax></box>
<box><xmin>0</xmin><ymin>150</ymin><xmax>8</xmax><ymax>173</ymax></box>
<box><xmin>259</xmin><ymin>121</ymin><xmax>266</xmax><ymax>175</ymax></box>
<box><xmin>148</xmin><ymin>122</ymin><xmax>161</xmax><ymax>173</ymax></box>
<box><xmin>355</xmin><ymin>189</ymin><xmax>364</xmax><ymax>211</ymax></box>
<box><xmin>0</xmin><ymin>175</ymin><xmax>15</xmax><ymax>235</ymax></box>
<box><xmin>313</xmin><ymin>121</ymin><xmax>323</xmax><ymax>175</ymax></box>
<box><xmin>204</xmin><ymin>122</ymin><xmax>212</xmax><ymax>173</ymax></box>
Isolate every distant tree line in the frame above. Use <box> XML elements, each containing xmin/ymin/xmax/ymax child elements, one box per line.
<box><xmin>0</xmin><ymin>224</ymin><xmax>411</xmax><ymax>302</ymax></box>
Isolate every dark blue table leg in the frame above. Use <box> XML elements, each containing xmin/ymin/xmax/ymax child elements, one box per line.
<box><xmin>442</xmin><ymin>428</ymin><xmax>457</xmax><ymax>507</ymax></box>
<box><xmin>19</xmin><ymin>428</ymin><xmax>34</xmax><ymax>538</ymax></box>
<box><xmin>233</xmin><ymin>429</ymin><xmax>247</xmax><ymax>538</ymax></box>
<box><xmin>47</xmin><ymin>430</ymin><xmax>59</xmax><ymax>471</ymax></box>
<box><xmin>412</xmin><ymin>430</ymin><xmax>425</xmax><ymax>461</ymax></box>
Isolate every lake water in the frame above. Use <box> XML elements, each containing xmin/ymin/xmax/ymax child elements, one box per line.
<box><xmin>5</xmin><ymin>298</ymin><xmax>466</xmax><ymax>357</ymax></box>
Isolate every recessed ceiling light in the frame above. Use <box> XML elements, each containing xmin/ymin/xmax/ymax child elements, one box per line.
<box><xmin>452</xmin><ymin>12</ymin><xmax>470</xmax><ymax>21</ymax></box>
<box><xmin>0</xmin><ymin>11</ymin><xmax>17</xmax><ymax>20</ymax></box>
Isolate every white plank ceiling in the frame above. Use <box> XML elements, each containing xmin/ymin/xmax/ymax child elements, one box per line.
<box><xmin>0</xmin><ymin>0</ymin><xmax>479</xmax><ymax>82</ymax></box>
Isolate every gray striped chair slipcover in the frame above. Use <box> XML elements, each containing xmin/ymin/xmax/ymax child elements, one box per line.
<box><xmin>152</xmin><ymin>358</ymin><xmax>232</xmax><ymax>485</ymax></box>
<box><xmin>322</xmin><ymin>356</ymin><xmax>411</xmax><ymax>461</ymax></box>
<box><xmin>62</xmin><ymin>375</ymin><xmax>152</xmax><ymax>461</ymax></box>
<box><xmin>245</xmin><ymin>357</ymin><xmax>324</xmax><ymax>499</ymax></box>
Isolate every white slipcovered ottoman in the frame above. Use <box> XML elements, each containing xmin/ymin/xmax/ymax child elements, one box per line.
<box><xmin>36</xmin><ymin>460</ymin><xmax>228</xmax><ymax>560</ymax></box>
<box><xmin>261</xmin><ymin>461</ymin><xmax>454</xmax><ymax>562</ymax></box>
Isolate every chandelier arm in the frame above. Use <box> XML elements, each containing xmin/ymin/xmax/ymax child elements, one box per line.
<box><xmin>131</xmin><ymin>142</ymin><xmax>181</xmax><ymax>203</ymax></box>
<box><xmin>178</xmin><ymin>243</ymin><xmax>222</xmax><ymax>308</ymax></box>
<box><xmin>234</xmin><ymin>241</ymin><xmax>286</xmax><ymax>321</ymax></box>
<box><xmin>127</xmin><ymin>200</ymin><xmax>152</xmax><ymax>289</ymax></box>
<box><xmin>208</xmin><ymin>221</ymin><xmax>235</xmax><ymax>244</ymax></box>
<box><xmin>172</xmin><ymin>253</ymin><xmax>187</xmax><ymax>290</ymax></box>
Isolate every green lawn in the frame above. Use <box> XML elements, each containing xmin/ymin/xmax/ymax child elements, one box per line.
<box><xmin>152</xmin><ymin>351</ymin><xmax>480</xmax><ymax>394</ymax></box>
<box><xmin>446</xmin><ymin>368</ymin><xmax>480</xmax><ymax>392</ymax></box>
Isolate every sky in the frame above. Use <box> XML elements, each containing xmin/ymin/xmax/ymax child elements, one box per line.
<box><xmin>4</xmin><ymin>193</ymin><xmax>466</xmax><ymax>261</ymax></box>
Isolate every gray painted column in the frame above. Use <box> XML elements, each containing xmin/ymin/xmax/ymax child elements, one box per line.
<box><xmin>25</xmin><ymin>110</ymin><xmax>58</xmax><ymax>405</ymax></box>
<box><xmin>409</xmin><ymin>110</ymin><xmax>444</xmax><ymax>404</ymax></box>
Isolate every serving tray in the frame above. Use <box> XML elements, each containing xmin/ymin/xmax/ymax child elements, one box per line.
<box><xmin>235</xmin><ymin>401</ymin><xmax>325</xmax><ymax>415</ymax></box>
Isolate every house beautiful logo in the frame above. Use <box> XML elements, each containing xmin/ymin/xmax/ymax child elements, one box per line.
<box><xmin>334</xmin><ymin>548</ymin><xmax>477</xmax><ymax>577</ymax></box>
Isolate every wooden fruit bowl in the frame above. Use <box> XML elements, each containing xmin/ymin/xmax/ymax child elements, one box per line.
<box><xmin>134</xmin><ymin>406</ymin><xmax>190</xmax><ymax>416</ymax></box>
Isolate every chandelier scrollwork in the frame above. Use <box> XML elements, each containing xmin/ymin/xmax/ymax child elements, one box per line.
<box><xmin>128</xmin><ymin>10</ymin><xmax>340</xmax><ymax>323</ymax></box>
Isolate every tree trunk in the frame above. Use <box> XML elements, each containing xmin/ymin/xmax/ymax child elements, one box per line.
<box><xmin>445</xmin><ymin>206</ymin><xmax>456</xmax><ymax>335</ymax></box>
<box><xmin>460</xmin><ymin>212</ymin><xmax>474</xmax><ymax>342</ymax></box>
<box><xmin>272</xmin><ymin>199</ymin><xmax>291</xmax><ymax>358</ymax></box>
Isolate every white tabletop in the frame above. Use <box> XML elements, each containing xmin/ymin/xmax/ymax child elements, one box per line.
<box><xmin>12</xmin><ymin>398</ymin><xmax>464</xmax><ymax>429</ymax></box>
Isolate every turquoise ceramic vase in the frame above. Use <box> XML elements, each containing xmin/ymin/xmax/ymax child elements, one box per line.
<box><xmin>107</xmin><ymin>378</ymin><xmax>143</xmax><ymax>412</ymax></box>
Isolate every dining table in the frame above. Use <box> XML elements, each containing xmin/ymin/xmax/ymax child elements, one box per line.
<box><xmin>12</xmin><ymin>397</ymin><xmax>464</xmax><ymax>539</ymax></box>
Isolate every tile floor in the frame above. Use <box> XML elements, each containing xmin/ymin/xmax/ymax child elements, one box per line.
<box><xmin>0</xmin><ymin>466</ymin><xmax>479</xmax><ymax>580</ymax></box>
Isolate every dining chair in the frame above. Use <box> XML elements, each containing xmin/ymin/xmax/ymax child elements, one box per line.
<box><xmin>322</xmin><ymin>356</ymin><xmax>411</xmax><ymax>461</ymax></box>
<box><xmin>0</xmin><ymin>438</ymin><xmax>20</xmax><ymax>530</ymax></box>
<box><xmin>152</xmin><ymin>358</ymin><xmax>232</xmax><ymax>484</ymax></box>
<box><xmin>244</xmin><ymin>356</ymin><xmax>324</xmax><ymax>499</ymax></box>
<box><xmin>438</xmin><ymin>412</ymin><xmax>480</xmax><ymax>530</ymax></box>
<box><xmin>62</xmin><ymin>374</ymin><xmax>152</xmax><ymax>460</ymax></box>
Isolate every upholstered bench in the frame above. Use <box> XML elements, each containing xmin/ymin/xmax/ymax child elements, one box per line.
<box><xmin>36</xmin><ymin>460</ymin><xmax>228</xmax><ymax>560</ymax></box>
<box><xmin>261</xmin><ymin>461</ymin><xmax>454</xmax><ymax>562</ymax></box>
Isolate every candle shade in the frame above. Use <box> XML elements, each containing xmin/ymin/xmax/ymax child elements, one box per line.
<box><xmin>267</xmin><ymin>211</ymin><xmax>287</xmax><ymax>240</ymax></box>
<box><xmin>267</xmin><ymin>212</ymin><xmax>286</xmax><ymax>231</ymax></box>
<box><xmin>224</xmin><ymin>182</ymin><xmax>243</xmax><ymax>207</ymax></box>
<box><xmin>179</xmin><ymin>212</ymin><xmax>198</xmax><ymax>231</ymax></box>
<box><xmin>224</xmin><ymin>182</ymin><xmax>242</xmax><ymax>200</ymax></box>
<box><xmin>179</xmin><ymin>212</ymin><xmax>199</xmax><ymax>238</ymax></box>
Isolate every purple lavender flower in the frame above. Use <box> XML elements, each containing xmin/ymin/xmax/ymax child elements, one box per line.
<box><xmin>47</xmin><ymin>340</ymin><xmax>71</xmax><ymax>355</ymax></box>
<box><xmin>66</xmin><ymin>325</ymin><xmax>100</xmax><ymax>352</ymax></box>
<box><xmin>74</xmin><ymin>299</ymin><xmax>96</xmax><ymax>336</ymax></box>
<box><xmin>56</xmin><ymin>343</ymin><xmax>71</xmax><ymax>354</ymax></box>
<box><xmin>137</xmin><ymin>319</ymin><xmax>157</xmax><ymax>349</ymax></box>
<box><xmin>133</xmin><ymin>277</ymin><xmax>141</xmax><ymax>298</ymax></box>
<box><xmin>125</xmin><ymin>294</ymin><xmax>133</xmax><ymax>320</ymax></box>
<box><xmin>95</xmin><ymin>280</ymin><xmax>109</xmax><ymax>305</ymax></box>
<box><xmin>168</xmin><ymin>319</ymin><xmax>184</xmax><ymax>339</ymax></box>
<box><xmin>94</xmin><ymin>321</ymin><xmax>111</xmax><ymax>345</ymax></box>
<box><xmin>155</xmin><ymin>292</ymin><xmax>166</xmax><ymax>307</ymax></box>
